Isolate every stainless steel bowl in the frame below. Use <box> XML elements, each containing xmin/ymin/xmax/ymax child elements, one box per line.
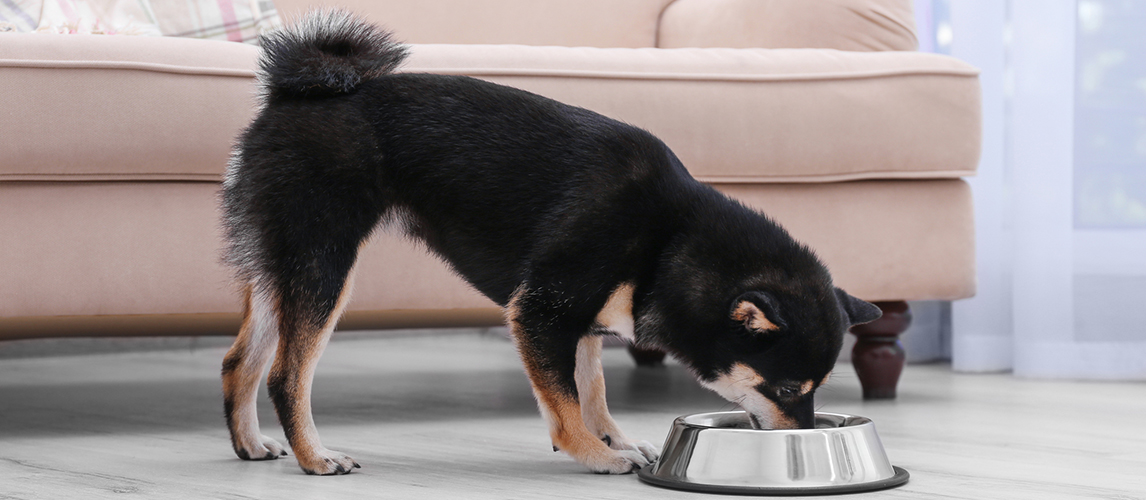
<box><xmin>638</xmin><ymin>411</ymin><xmax>909</xmax><ymax>495</ymax></box>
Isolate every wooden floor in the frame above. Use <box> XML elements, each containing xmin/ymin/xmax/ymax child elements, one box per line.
<box><xmin>1</xmin><ymin>330</ymin><xmax>1143</xmax><ymax>499</ymax></box>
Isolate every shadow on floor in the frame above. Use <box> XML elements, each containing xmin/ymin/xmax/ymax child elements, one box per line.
<box><xmin>0</xmin><ymin>363</ymin><xmax>729</xmax><ymax>439</ymax></box>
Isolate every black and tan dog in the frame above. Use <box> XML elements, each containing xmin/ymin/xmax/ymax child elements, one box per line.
<box><xmin>219</xmin><ymin>10</ymin><xmax>881</xmax><ymax>476</ymax></box>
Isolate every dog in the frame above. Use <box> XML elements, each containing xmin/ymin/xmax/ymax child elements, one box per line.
<box><xmin>219</xmin><ymin>10</ymin><xmax>882</xmax><ymax>476</ymax></box>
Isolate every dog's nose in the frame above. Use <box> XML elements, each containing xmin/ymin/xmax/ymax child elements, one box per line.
<box><xmin>795</xmin><ymin>410</ymin><xmax>816</xmax><ymax>429</ymax></box>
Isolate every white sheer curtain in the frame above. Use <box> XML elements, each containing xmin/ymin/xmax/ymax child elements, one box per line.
<box><xmin>940</xmin><ymin>0</ymin><xmax>1146</xmax><ymax>379</ymax></box>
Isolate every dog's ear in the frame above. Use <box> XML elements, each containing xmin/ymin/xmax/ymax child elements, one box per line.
<box><xmin>835</xmin><ymin>288</ymin><xmax>882</xmax><ymax>326</ymax></box>
<box><xmin>731</xmin><ymin>291</ymin><xmax>785</xmax><ymax>333</ymax></box>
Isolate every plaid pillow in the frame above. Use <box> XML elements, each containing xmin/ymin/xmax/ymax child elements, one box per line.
<box><xmin>151</xmin><ymin>0</ymin><xmax>281</xmax><ymax>44</ymax></box>
<box><xmin>33</xmin><ymin>0</ymin><xmax>161</xmax><ymax>35</ymax></box>
<box><xmin>0</xmin><ymin>0</ymin><xmax>281</xmax><ymax>43</ymax></box>
<box><xmin>1</xmin><ymin>0</ymin><xmax>44</xmax><ymax>33</ymax></box>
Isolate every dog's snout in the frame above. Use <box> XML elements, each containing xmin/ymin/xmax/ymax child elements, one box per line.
<box><xmin>784</xmin><ymin>396</ymin><xmax>816</xmax><ymax>429</ymax></box>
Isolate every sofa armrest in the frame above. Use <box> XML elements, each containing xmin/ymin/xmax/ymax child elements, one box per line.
<box><xmin>658</xmin><ymin>0</ymin><xmax>918</xmax><ymax>51</ymax></box>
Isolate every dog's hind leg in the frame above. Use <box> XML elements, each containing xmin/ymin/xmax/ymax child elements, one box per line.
<box><xmin>267</xmin><ymin>256</ymin><xmax>362</xmax><ymax>476</ymax></box>
<box><xmin>238</xmin><ymin>178</ymin><xmax>381</xmax><ymax>475</ymax></box>
<box><xmin>222</xmin><ymin>285</ymin><xmax>286</xmax><ymax>460</ymax></box>
<box><xmin>574</xmin><ymin>335</ymin><xmax>659</xmax><ymax>462</ymax></box>
<box><xmin>508</xmin><ymin>287</ymin><xmax>651</xmax><ymax>474</ymax></box>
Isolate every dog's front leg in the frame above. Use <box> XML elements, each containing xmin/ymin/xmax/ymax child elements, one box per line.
<box><xmin>574</xmin><ymin>335</ymin><xmax>659</xmax><ymax>462</ymax></box>
<box><xmin>508</xmin><ymin>292</ymin><xmax>651</xmax><ymax>474</ymax></box>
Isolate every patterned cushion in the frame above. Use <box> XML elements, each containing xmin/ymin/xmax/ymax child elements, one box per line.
<box><xmin>151</xmin><ymin>0</ymin><xmax>281</xmax><ymax>44</ymax></box>
<box><xmin>0</xmin><ymin>0</ymin><xmax>44</xmax><ymax>32</ymax></box>
<box><xmin>0</xmin><ymin>0</ymin><xmax>280</xmax><ymax>43</ymax></box>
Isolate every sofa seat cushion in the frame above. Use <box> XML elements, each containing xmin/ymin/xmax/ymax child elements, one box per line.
<box><xmin>1</xmin><ymin>35</ymin><xmax>979</xmax><ymax>183</ymax></box>
<box><xmin>0</xmin><ymin>179</ymin><xmax>972</xmax><ymax>338</ymax></box>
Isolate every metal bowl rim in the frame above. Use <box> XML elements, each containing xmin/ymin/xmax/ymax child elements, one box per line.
<box><xmin>638</xmin><ymin>464</ymin><xmax>910</xmax><ymax>495</ymax></box>
<box><xmin>676</xmin><ymin>411</ymin><xmax>874</xmax><ymax>434</ymax></box>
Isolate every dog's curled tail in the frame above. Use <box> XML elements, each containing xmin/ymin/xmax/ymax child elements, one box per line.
<box><xmin>258</xmin><ymin>9</ymin><xmax>407</xmax><ymax>98</ymax></box>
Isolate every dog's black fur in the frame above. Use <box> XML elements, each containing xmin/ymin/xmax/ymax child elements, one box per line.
<box><xmin>221</xmin><ymin>11</ymin><xmax>880</xmax><ymax>475</ymax></box>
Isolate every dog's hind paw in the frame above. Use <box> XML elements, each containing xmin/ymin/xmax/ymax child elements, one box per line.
<box><xmin>298</xmin><ymin>448</ymin><xmax>360</xmax><ymax>476</ymax></box>
<box><xmin>235</xmin><ymin>434</ymin><xmax>288</xmax><ymax>461</ymax></box>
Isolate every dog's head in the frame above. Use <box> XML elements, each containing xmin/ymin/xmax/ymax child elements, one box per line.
<box><xmin>694</xmin><ymin>288</ymin><xmax>880</xmax><ymax>429</ymax></box>
<box><xmin>639</xmin><ymin>205</ymin><xmax>881</xmax><ymax>429</ymax></box>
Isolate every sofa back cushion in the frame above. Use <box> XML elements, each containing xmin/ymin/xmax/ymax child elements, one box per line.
<box><xmin>0</xmin><ymin>34</ymin><xmax>258</xmax><ymax>182</ymax></box>
<box><xmin>0</xmin><ymin>33</ymin><xmax>978</xmax><ymax>183</ymax></box>
<box><xmin>272</xmin><ymin>0</ymin><xmax>675</xmax><ymax>48</ymax></box>
<box><xmin>273</xmin><ymin>0</ymin><xmax>915</xmax><ymax>50</ymax></box>
<box><xmin>659</xmin><ymin>0</ymin><xmax>917</xmax><ymax>51</ymax></box>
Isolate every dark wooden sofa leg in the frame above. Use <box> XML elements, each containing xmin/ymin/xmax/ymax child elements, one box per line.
<box><xmin>627</xmin><ymin>344</ymin><xmax>667</xmax><ymax>367</ymax></box>
<box><xmin>849</xmin><ymin>301</ymin><xmax>912</xmax><ymax>400</ymax></box>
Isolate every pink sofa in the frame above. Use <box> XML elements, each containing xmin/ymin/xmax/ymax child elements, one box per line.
<box><xmin>0</xmin><ymin>0</ymin><xmax>979</xmax><ymax>397</ymax></box>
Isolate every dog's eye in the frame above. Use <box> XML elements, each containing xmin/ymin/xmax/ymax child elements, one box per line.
<box><xmin>774</xmin><ymin>385</ymin><xmax>801</xmax><ymax>399</ymax></box>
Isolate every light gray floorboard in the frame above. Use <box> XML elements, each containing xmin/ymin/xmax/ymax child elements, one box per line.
<box><xmin>1</xmin><ymin>331</ymin><xmax>1143</xmax><ymax>499</ymax></box>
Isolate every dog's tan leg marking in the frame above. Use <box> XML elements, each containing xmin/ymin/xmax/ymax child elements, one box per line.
<box><xmin>595</xmin><ymin>283</ymin><xmax>635</xmax><ymax>342</ymax></box>
<box><xmin>269</xmin><ymin>271</ymin><xmax>359</xmax><ymax>475</ymax></box>
<box><xmin>222</xmin><ymin>285</ymin><xmax>285</xmax><ymax>460</ymax></box>
<box><xmin>529</xmin><ymin>377</ymin><xmax>650</xmax><ymax>474</ymax></box>
<box><xmin>574</xmin><ymin>335</ymin><xmax>617</xmax><ymax>438</ymax></box>
<box><xmin>574</xmin><ymin>335</ymin><xmax>659</xmax><ymax>462</ymax></box>
<box><xmin>506</xmin><ymin>294</ymin><xmax>650</xmax><ymax>474</ymax></box>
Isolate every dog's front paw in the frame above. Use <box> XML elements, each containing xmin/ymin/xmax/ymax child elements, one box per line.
<box><xmin>297</xmin><ymin>448</ymin><xmax>360</xmax><ymax>475</ymax></box>
<box><xmin>583</xmin><ymin>448</ymin><xmax>651</xmax><ymax>475</ymax></box>
<box><xmin>234</xmin><ymin>434</ymin><xmax>288</xmax><ymax>461</ymax></box>
<box><xmin>602</xmin><ymin>434</ymin><xmax>660</xmax><ymax>463</ymax></box>
<box><xmin>619</xmin><ymin>439</ymin><xmax>660</xmax><ymax>463</ymax></box>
